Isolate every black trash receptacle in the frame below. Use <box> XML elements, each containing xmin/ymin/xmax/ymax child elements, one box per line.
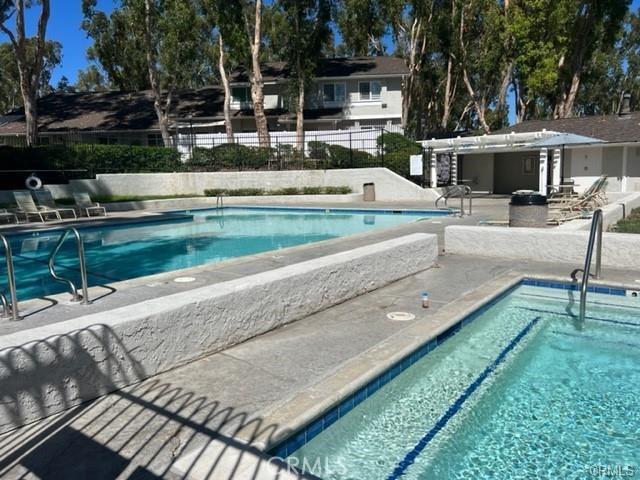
<box><xmin>363</xmin><ymin>182</ymin><xmax>375</xmax><ymax>201</ymax></box>
<box><xmin>509</xmin><ymin>191</ymin><xmax>548</xmax><ymax>228</ymax></box>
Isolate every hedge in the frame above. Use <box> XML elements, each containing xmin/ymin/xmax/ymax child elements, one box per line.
<box><xmin>187</xmin><ymin>144</ymin><xmax>274</xmax><ymax>171</ymax></box>
<box><xmin>0</xmin><ymin>144</ymin><xmax>183</xmax><ymax>174</ymax></box>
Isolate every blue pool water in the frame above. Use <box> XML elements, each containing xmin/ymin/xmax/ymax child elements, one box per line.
<box><xmin>0</xmin><ymin>207</ymin><xmax>447</xmax><ymax>301</ymax></box>
<box><xmin>285</xmin><ymin>283</ymin><xmax>640</xmax><ymax>479</ymax></box>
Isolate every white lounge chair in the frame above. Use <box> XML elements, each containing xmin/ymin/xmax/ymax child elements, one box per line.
<box><xmin>73</xmin><ymin>193</ymin><xmax>107</xmax><ymax>217</ymax></box>
<box><xmin>0</xmin><ymin>209</ymin><xmax>19</xmax><ymax>224</ymax></box>
<box><xmin>34</xmin><ymin>190</ymin><xmax>77</xmax><ymax>219</ymax></box>
<box><xmin>13</xmin><ymin>191</ymin><xmax>61</xmax><ymax>222</ymax></box>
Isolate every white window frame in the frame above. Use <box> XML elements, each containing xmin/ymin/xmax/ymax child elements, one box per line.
<box><xmin>231</xmin><ymin>86</ymin><xmax>251</xmax><ymax>108</ymax></box>
<box><xmin>358</xmin><ymin>80</ymin><xmax>381</xmax><ymax>102</ymax></box>
<box><xmin>321</xmin><ymin>82</ymin><xmax>346</xmax><ymax>106</ymax></box>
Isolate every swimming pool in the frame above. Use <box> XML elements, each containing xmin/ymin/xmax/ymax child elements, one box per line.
<box><xmin>279</xmin><ymin>281</ymin><xmax>640</xmax><ymax>479</ymax></box>
<box><xmin>2</xmin><ymin>206</ymin><xmax>449</xmax><ymax>301</ymax></box>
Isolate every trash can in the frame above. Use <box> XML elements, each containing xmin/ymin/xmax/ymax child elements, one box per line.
<box><xmin>509</xmin><ymin>191</ymin><xmax>548</xmax><ymax>228</ymax></box>
<box><xmin>363</xmin><ymin>182</ymin><xmax>375</xmax><ymax>201</ymax></box>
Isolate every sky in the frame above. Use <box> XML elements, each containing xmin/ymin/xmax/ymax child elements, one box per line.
<box><xmin>2</xmin><ymin>0</ymin><xmax>640</xmax><ymax>126</ymax></box>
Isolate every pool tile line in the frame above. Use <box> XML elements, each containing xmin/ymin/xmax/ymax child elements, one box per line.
<box><xmin>516</xmin><ymin>306</ymin><xmax>640</xmax><ymax>329</ymax></box>
<box><xmin>520</xmin><ymin>278</ymin><xmax>626</xmax><ymax>296</ymax></box>
<box><xmin>385</xmin><ymin>316</ymin><xmax>542</xmax><ymax>480</ymax></box>
<box><xmin>268</xmin><ymin>281</ymin><xmax>522</xmax><ymax>459</ymax></box>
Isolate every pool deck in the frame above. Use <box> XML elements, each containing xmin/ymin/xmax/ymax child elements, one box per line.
<box><xmin>0</xmin><ymin>198</ymin><xmax>507</xmax><ymax>336</ymax></box>
<box><xmin>1</xmin><ymin>251</ymin><xmax>639</xmax><ymax>480</ymax></box>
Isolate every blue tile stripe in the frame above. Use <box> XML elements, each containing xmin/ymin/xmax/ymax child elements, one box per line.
<box><xmin>520</xmin><ymin>278</ymin><xmax>626</xmax><ymax>296</ymax></box>
<box><xmin>385</xmin><ymin>316</ymin><xmax>542</xmax><ymax>480</ymax></box>
<box><xmin>516</xmin><ymin>306</ymin><xmax>640</xmax><ymax>329</ymax></box>
<box><xmin>268</xmin><ymin>284</ymin><xmax>521</xmax><ymax>459</ymax></box>
<box><xmin>220</xmin><ymin>206</ymin><xmax>453</xmax><ymax>216</ymax></box>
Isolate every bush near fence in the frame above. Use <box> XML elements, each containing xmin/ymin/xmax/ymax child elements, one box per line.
<box><xmin>0</xmin><ymin>144</ymin><xmax>183</xmax><ymax>174</ymax></box>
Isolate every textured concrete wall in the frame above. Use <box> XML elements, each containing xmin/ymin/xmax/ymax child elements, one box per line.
<box><xmin>445</xmin><ymin>225</ymin><xmax>640</xmax><ymax>269</ymax></box>
<box><xmin>46</xmin><ymin>168</ymin><xmax>439</xmax><ymax>202</ymax></box>
<box><xmin>0</xmin><ymin>233</ymin><xmax>438</xmax><ymax>433</ymax></box>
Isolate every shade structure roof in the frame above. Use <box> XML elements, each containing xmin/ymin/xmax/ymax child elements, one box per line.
<box><xmin>527</xmin><ymin>132</ymin><xmax>605</xmax><ymax>148</ymax></box>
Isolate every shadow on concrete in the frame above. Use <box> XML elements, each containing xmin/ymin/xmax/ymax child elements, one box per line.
<box><xmin>0</xmin><ymin>324</ymin><xmax>315</xmax><ymax>479</ymax></box>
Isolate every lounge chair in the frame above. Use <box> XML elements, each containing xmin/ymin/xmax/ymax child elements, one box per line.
<box><xmin>34</xmin><ymin>190</ymin><xmax>77</xmax><ymax>219</ymax></box>
<box><xmin>73</xmin><ymin>192</ymin><xmax>107</xmax><ymax>217</ymax></box>
<box><xmin>0</xmin><ymin>209</ymin><xmax>19</xmax><ymax>224</ymax></box>
<box><xmin>13</xmin><ymin>191</ymin><xmax>61</xmax><ymax>222</ymax></box>
<box><xmin>547</xmin><ymin>175</ymin><xmax>608</xmax><ymax>224</ymax></box>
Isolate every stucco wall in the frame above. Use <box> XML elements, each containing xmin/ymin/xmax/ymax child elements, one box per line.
<box><xmin>0</xmin><ymin>233</ymin><xmax>438</xmax><ymax>433</ymax></box>
<box><xmin>460</xmin><ymin>153</ymin><xmax>494</xmax><ymax>193</ymax></box>
<box><xmin>445</xmin><ymin>225</ymin><xmax>640</xmax><ymax>270</ymax></box>
<box><xmin>47</xmin><ymin>168</ymin><xmax>440</xmax><ymax>202</ymax></box>
<box><xmin>493</xmin><ymin>151</ymin><xmax>539</xmax><ymax>194</ymax></box>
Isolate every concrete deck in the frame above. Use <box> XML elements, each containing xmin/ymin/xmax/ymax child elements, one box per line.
<box><xmin>0</xmin><ymin>198</ymin><xmax>508</xmax><ymax>336</ymax></box>
<box><xmin>1</xmin><ymin>253</ymin><xmax>638</xmax><ymax>480</ymax></box>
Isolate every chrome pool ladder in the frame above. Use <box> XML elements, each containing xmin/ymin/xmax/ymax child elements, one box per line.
<box><xmin>435</xmin><ymin>185</ymin><xmax>472</xmax><ymax>217</ymax></box>
<box><xmin>579</xmin><ymin>209</ymin><xmax>603</xmax><ymax>322</ymax></box>
<box><xmin>216</xmin><ymin>194</ymin><xmax>225</xmax><ymax>209</ymax></box>
<box><xmin>49</xmin><ymin>227</ymin><xmax>91</xmax><ymax>304</ymax></box>
<box><xmin>0</xmin><ymin>234</ymin><xmax>20</xmax><ymax>320</ymax></box>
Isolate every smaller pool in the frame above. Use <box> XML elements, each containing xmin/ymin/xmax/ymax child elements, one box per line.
<box><xmin>277</xmin><ymin>280</ymin><xmax>640</xmax><ymax>479</ymax></box>
<box><xmin>1</xmin><ymin>206</ymin><xmax>451</xmax><ymax>301</ymax></box>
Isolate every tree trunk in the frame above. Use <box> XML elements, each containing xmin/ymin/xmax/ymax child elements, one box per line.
<box><xmin>144</xmin><ymin>0</ymin><xmax>172</xmax><ymax>147</ymax></box>
<box><xmin>218</xmin><ymin>35</ymin><xmax>234</xmax><ymax>143</ymax></box>
<box><xmin>248</xmin><ymin>0</ymin><xmax>270</xmax><ymax>147</ymax></box>
<box><xmin>441</xmin><ymin>53</ymin><xmax>456</xmax><ymax>130</ymax></box>
<box><xmin>1</xmin><ymin>0</ymin><xmax>50</xmax><ymax>146</ymax></box>
<box><xmin>296</xmin><ymin>77</ymin><xmax>305</xmax><ymax>153</ymax></box>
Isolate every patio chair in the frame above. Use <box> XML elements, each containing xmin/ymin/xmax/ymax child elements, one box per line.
<box><xmin>0</xmin><ymin>209</ymin><xmax>19</xmax><ymax>224</ymax></box>
<box><xmin>34</xmin><ymin>190</ymin><xmax>77</xmax><ymax>219</ymax></box>
<box><xmin>73</xmin><ymin>192</ymin><xmax>107</xmax><ymax>217</ymax></box>
<box><xmin>547</xmin><ymin>175</ymin><xmax>608</xmax><ymax>224</ymax></box>
<box><xmin>13</xmin><ymin>191</ymin><xmax>61</xmax><ymax>222</ymax></box>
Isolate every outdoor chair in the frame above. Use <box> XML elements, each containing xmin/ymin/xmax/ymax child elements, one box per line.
<box><xmin>73</xmin><ymin>192</ymin><xmax>107</xmax><ymax>217</ymax></box>
<box><xmin>34</xmin><ymin>190</ymin><xmax>77</xmax><ymax>219</ymax></box>
<box><xmin>13</xmin><ymin>191</ymin><xmax>62</xmax><ymax>223</ymax></box>
<box><xmin>0</xmin><ymin>209</ymin><xmax>19</xmax><ymax>225</ymax></box>
<box><xmin>547</xmin><ymin>175</ymin><xmax>608</xmax><ymax>224</ymax></box>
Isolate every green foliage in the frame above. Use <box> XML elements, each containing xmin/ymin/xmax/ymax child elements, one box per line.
<box><xmin>377</xmin><ymin>132</ymin><xmax>420</xmax><ymax>154</ymax></box>
<box><xmin>203</xmin><ymin>186</ymin><xmax>352</xmax><ymax>196</ymax></box>
<box><xmin>613</xmin><ymin>208</ymin><xmax>640</xmax><ymax>233</ymax></box>
<box><xmin>327</xmin><ymin>144</ymin><xmax>377</xmax><ymax>169</ymax></box>
<box><xmin>188</xmin><ymin>144</ymin><xmax>275</xmax><ymax>170</ymax></box>
<box><xmin>0</xmin><ymin>144</ymin><xmax>183</xmax><ymax>174</ymax></box>
<box><xmin>308</xmin><ymin>140</ymin><xmax>329</xmax><ymax>159</ymax></box>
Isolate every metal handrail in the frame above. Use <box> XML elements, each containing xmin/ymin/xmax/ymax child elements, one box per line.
<box><xmin>48</xmin><ymin>228</ymin><xmax>90</xmax><ymax>304</ymax></box>
<box><xmin>216</xmin><ymin>194</ymin><xmax>224</xmax><ymax>209</ymax></box>
<box><xmin>435</xmin><ymin>185</ymin><xmax>472</xmax><ymax>216</ymax></box>
<box><xmin>579</xmin><ymin>209</ymin><xmax>603</xmax><ymax>322</ymax></box>
<box><xmin>0</xmin><ymin>235</ymin><xmax>19</xmax><ymax>320</ymax></box>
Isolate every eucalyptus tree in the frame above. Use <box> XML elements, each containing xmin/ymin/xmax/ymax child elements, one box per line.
<box><xmin>0</xmin><ymin>0</ymin><xmax>50</xmax><ymax>145</ymax></box>
<box><xmin>336</xmin><ymin>0</ymin><xmax>392</xmax><ymax>56</ymax></box>
<box><xmin>267</xmin><ymin>0</ymin><xmax>332</xmax><ymax>150</ymax></box>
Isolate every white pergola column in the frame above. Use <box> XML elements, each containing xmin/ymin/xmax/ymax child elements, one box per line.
<box><xmin>551</xmin><ymin>148</ymin><xmax>562</xmax><ymax>189</ymax></box>
<box><xmin>622</xmin><ymin>146</ymin><xmax>629</xmax><ymax>193</ymax></box>
<box><xmin>539</xmin><ymin>148</ymin><xmax>548</xmax><ymax>195</ymax></box>
<box><xmin>450</xmin><ymin>152</ymin><xmax>458</xmax><ymax>185</ymax></box>
<box><xmin>430</xmin><ymin>150</ymin><xmax>438</xmax><ymax>188</ymax></box>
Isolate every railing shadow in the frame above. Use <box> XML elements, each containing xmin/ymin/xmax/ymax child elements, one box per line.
<box><xmin>0</xmin><ymin>325</ymin><xmax>316</xmax><ymax>479</ymax></box>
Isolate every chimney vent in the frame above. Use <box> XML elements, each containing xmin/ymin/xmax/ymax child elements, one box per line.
<box><xmin>619</xmin><ymin>92</ymin><xmax>631</xmax><ymax>116</ymax></box>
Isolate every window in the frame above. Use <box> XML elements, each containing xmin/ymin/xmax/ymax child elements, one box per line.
<box><xmin>359</xmin><ymin>81</ymin><xmax>381</xmax><ymax>101</ymax></box>
<box><xmin>322</xmin><ymin>83</ymin><xmax>346</xmax><ymax>104</ymax></box>
<box><xmin>231</xmin><ymin>86</ymin><xmax>250</xmax><ymax>105</ymax></box>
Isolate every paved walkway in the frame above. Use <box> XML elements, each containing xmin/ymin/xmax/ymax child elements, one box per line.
<box><xmin>1</xmin><ymin>253</ymin><xmax>638</xmax><ymax>480</ymax></box>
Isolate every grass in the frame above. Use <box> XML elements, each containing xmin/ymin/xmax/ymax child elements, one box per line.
<box><xmin>612</xmin><ymin>207</ymin><xmax>640</xmax><ymax>233</ymax></box>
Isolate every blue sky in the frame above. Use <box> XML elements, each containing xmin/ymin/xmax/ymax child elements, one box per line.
<box><xmin>2</xmin><ymin>0</ymin><xmax>640</xmax><ymax>126</ymax></box>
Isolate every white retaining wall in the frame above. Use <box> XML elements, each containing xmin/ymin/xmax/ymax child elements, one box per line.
<box><xmin>445</xmin><ymin>225</ymin><xmax>640</xmax><ymax>270</ymax></box>
<box><xmin>45</xmin><ymin>168</ymin><xmax>439</xmax><ymax>202</ymax></box>
<box><xmin>0</xmin><ymin>233</ymin><xmax>438</xmax><ymax>433</ymax></box>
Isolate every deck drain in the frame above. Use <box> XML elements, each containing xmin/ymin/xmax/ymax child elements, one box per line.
<box><xmin>174</xmin><ymin>276</ymin><xmax>196</xmax><ymax>283</ymax></box>
<box><xmin>386</xmin><ymin>311</ymin><xmax>416</xmax><ymax>321</ymax></box>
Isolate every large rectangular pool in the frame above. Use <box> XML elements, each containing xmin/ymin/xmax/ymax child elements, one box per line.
<box><xmin>2</xmin><ymin>206</ymin><xmax>449</xmax><ymax>301</ymax></box>
<box><xmin>280</xmin><ymin>281</ymin><xmax>640</xmax><ymax>479</ymax></box>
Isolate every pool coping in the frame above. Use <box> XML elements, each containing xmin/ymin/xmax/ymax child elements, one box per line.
<box><xmin>171</xmin><ymin>271</ymin><xmax>640</xmax><ymax>478</ymax></box>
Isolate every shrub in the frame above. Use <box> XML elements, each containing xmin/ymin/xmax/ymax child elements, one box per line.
<box><xmin>271</xmin><ymin>187</ymin><xmax>301</xmax><ymax>195</ymax></box>
<box><xmin>326</xmin><ymin>144</ymin><xmax>376</xmax><ymax>169</ymax></box>
<box><xmin>324</xmin><ymin>186</ymin><xmax>352</xmax><ymax>194</ymax></box>
<box><xmin>187</xmin><ymin>144</ymin><xmax>274</xmax><ymax>171</ymax></box>
<box><xmin>377</xmin><ymin>132</ymin><xmax>421</xmax><ymax>154</ymax></box>
<box><xmin>0</xmin><ymin>144</ymin><xmax>183</xmax><ymax>175</ymax></box>
<box><xmin>302</xmin><ymin>186</ymin><xmax>323</xmax><ymax>194</ymax></box>
<box><xmin>308</xmin><ymin>141</ymin><xmax>329</xmax><ymax>160</ymax></box>
<box><xmin>226</xmin><ymin>188</ymin><xmax>264</xmax><ymax>196</ymax></box>
<box><xmin>203</xmin><ymin>188</ymin><xmax>227</xmax><ymax>196</ymax></box>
